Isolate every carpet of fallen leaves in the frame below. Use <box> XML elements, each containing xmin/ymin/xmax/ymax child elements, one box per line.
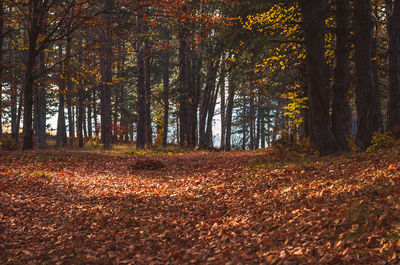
<box><xmin>1</xmin><ymin>146</ymin><xmax>400</xmax><ymax>264</ymax></box>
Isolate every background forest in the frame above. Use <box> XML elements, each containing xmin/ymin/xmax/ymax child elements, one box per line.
<box><xmin>0</xmin><ymin>0</ymin><xmax>399</xmax><ymax>155</ymax></box>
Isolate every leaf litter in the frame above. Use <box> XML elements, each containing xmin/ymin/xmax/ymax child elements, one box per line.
<box><xmin>0</xmin><ymin>147</ymin><xmax>400</xmax><ymax>264</ymax></box>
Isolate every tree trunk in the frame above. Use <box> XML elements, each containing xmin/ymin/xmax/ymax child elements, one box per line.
<box><xmin>220</xmin><ymin>64</ymin><xmax>226</xmax><ymax>150</ymax></box>
<box><xmin>99</xmin><ymin>0</ymin><xmax>113</xmax><ymax>149</ymax></box>
<box><xmin>66</xmin><ymin>36</ymin><xmax>75</xmax><ymax>146</ymax></box>
<box><xmin>77</xmin><ymin>40</ymin><xmax>84</xmax><ymax>148</ymax></box>
<box><xmin>87</xmin><ymin>89</ymin><xmax>93</xmax><ymax>138</ymax></box>
<box><xmin>56</xmin><ymin>44</ymin><xmax>67</xmax><ymax>148</ymax></box>
<box><xmin>178</xmin><ymin>30</ymin><xmax>188</xmax><ymax>148</ymax></box>
<box><xmin>11</xmin><ymin>82</ymin><xmax>19</xmax><ymax>142</ymax></box>
<box><xmin>300</xmin><ymin>0</ymin><xmax>338</xmax><ymax>155</ymax></box>
<box><xmin>249</xmin><ymin>85</ymin><xmax>255</xmax><ymax>150</ymax></box>
<box><xmin>37</xmin><ymin>52</ymin><xmax>46</xmax><ymax>149</ymax></box>
<box><xmin>204</xmin><ymin>61</ymin><xmax>222</xmax><ymax>149</ymax></box>
<box><xmin>144</xmin><ymin>38</ymin><xmax>152</xmax><ymax>147</ymax></box>
<box><xmin>22</xmin><ymin>10</ymin><xmax>39</xmax><ymax>150</ymax></box>
<box><xmin>94</xmin><ymin>89</ymin><xmax>99</xmax><ymax>138</ymax></box>
<box><xmin>331</xmin><ymin>0</ymin><xmax>352</xmax><ymax>150</ymax></box>
<box><xmin>16</xmin><ymin>90</ymin><xmax>23</xmax><ymax>141</ymax></box>
<box><xmin>162</xmin><ymin>43</ymin><xmax>170</xmax><ymax>148</ymax></box>
<box><xmin>256</xmin><ymin>93</ymin><xmax>262</xmax><ymax>149</ymax></box>
<box><xmin>261</xmin><ymin>104</ymin><xmax>266</xmax><ymax>148</ymax></box>
<box><xmin>199</xmin><ymin>58</ymin><xmax>219</xmax><ymax>149</ymax></box>
<box><xmin>225</xmin><ymin>73</ymin><xmax>235</xmax><ymax>151</ymax></box>
<box><xmin>242</xmin><ymin>94</ymin><xmax>247</xmax><ymax>150</ymax></box>
<box><xmin>387</xmin><ymin>0</ymin><xmax>400</xmax><ymax>137</ymax></box>
<box><xmin>136</xmin><ymin>16</ymin><xmax>146</xmax><ymax>149</ymax></box>
<box><xmin>0</xmin><ymin>2</ymin><xmax>3</xmax><ymax>138</ymax></box>
<box><xmin>354</xmin><ymin>0</ymin><xmax>383</xmax><ymax>150</ymax></box>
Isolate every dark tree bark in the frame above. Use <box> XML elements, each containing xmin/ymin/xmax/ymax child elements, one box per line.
<box><xmin>225</xmin><ymin>72</ymin><xmax>235</xmax><ymax>151</ymax></box>
<box><xmin>66</xmin><ymin>36</ymin><xmax>75</xmax><ymax>146</ymax></box>
<box><xmin>94</xmin><ymin>89</ymin><xmax>99</xmax><ymax>138</ymax></box>
<box><xmin>331</xmin><ymin>0</ymin><xmax>352</xmax><ymax>151</ymax></box>
<box><xmin>354</xmin><ymin>0</ymin><xmax>383</xmax><ymax>150</ymax></box>
<box><xmin>188</xmin><ymin>49</ymin><xmax>199</xmax><ymax>147</ymax></box>
<box><xmin>300</xmin><ymin>0</ymin><xmax>338</xmax><ymax>155</ymax></box>
<box><xmin>387</xmin><ymin>0</ymin><xmax>400</xmax><ymax>137</ymax></box>
<box><xmin>261</xmin><ymin>104</ymin><xmax>266</xmax><ymax>149</ymax></box>
<box><xmin>11</xmin><ymin>84</ymin><xmax>18</xmax><ymax>141</ymax></box>
<box><xmin>144</xmin><ymin>38</ymin><xmax>152</xmax><ymax>146</ymax></box>
<box><xmin>242</xmin><ymin>94</ymin><xmax>247</xmax><ymax>150</ymax></box>
<box><xmin>77</xmin><ymin>40</ymin><xmax>84</xmax><ymax>148</ymax></box>
<box><xmin>22</xmin><ymin>2</ymin><xmax>40</xmax><ymax>150</ymax></box>
<box><xmin>178</xmin><ymin>30</ymin><xmax>188</xmax><ymax>148</ymax></box>
<box><xmin>299</xmin><ymin>63</ymin><xmax>310</xmax><ymax>139</ymax></box>
<box><xmin>37</xmin><ymin>52</ymin><xmax>46</xmax><ymax>149</ymax></box>
<box><xmin>0</xmin><ymin>1</ymin><xmax>3</xmax><ymax>138</ymax></box>
<box><xmin>136</xmin><ymin>16</ymin><xmax>146</xmax><ymax>149</ymax></box>
<box><xmin>256</xmin><ymin>93</ymin><xmax>262</xmax><ymax>149</ymax></box>
<box><xmin>204</xmin><ymin>61</ymin><xmax>223</xmax><ymax>148</ymax></box>
<box><xmin>162</xmin><ymin>42</ymin><xmax>170</xmax><ymax>148</ymax></box>
<box><xmin>249</xmin><ymin>85</ymin><xmax>255</xmax><ymax>150</ymax></box>
<box><xmin>199</xmin><ymin>58</ymin><xmax>219</xmax><ymax>149</ymax></box>
<box><xmin>220</xmin><ymin>64</ymin><xmax>226</xmax><ymax>151</ymax></box>
<box><xmin>87</xmin><ymin>89</ymin><xmax>93</xmax><ymax>138</ymax></box>
<box><xmin>99</xmin><ymin>0</ymin><xmax>113</xmax><ymax>149</ymax></box>
<box><xmin>56</xmin><ymin>41</ymin><xmax>67</xmax><ymax>147</ymax></box>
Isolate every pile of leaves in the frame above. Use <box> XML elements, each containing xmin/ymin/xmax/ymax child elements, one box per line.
<box><xmin>1</xmin><ymin>147</ymin><xmax>400</xmax><ymax>264</ymax></box>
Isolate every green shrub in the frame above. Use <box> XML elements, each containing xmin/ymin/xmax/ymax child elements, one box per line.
<box><xmin>0</xmin><ymin>137</ymin><xmax>18</xmax><ymax>151</ymax></box>
<box><xmin>366</xmin><ymin>132</ymin><xmax>397</xmax><ymax>154</ymax></box>
<box><xmin>271</xmin><ymin>131</ymin><xmax>312</xmax><ymax>154</ymax></box>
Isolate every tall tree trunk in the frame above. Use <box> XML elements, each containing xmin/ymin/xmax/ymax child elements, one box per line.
<box><xmin>136</xmin><ymin>16</ymin><xmax>146</xmax><ymax>149</ymax></box>
<box><xmin>187</xmin><ymin>49</ymin><xmax>197</xmax><ymax>148</ymax></box>
<box><xmin>177</xmin><ymin>29</ymin><xmax>189</xmax><ymax>148</ymax></box>
<box><xmin>354</xmin><ymin>0</ymin><xmax>383</xmax><ymax>150</ymax></box>
<box><xmin>0</xmin><ymin>1</ymin><xmax>3</xmax><ymax>138</ymax></box>
<box><xmin>387</xmin><ymin>0</ymin><xmax>400</xmax><ymax>137</ymax></box>
<box><xmin>37</xmin><ymin>52</ymin><xmax>46</xmax><ymax>149</ymax></box>
<box><xmin>66</xmin><ymin>36</ymin><xmax>75</xmax><ymax>146</ymax></box>
<box><xmin>87</xmin><ymin>89</ymin><xmax>93</xmax><ymax>138</ymax></box>
<box><xmin>300</xmin><ymin>0</ymin><xmax>338</xmax><ymax>155</ymax></box>
<box><xmin>204</xmin><ymin>61</ymin><xmax>222</xmax><ymax>148</ymax></box>
<box><xmin>23</xmin><ymin>4</ymin><xmax>40</xmax><ymax>150</ymax></box>
<box><xmin>242</xmin><ymin>94</ymin><xmax>247</xmax><ymax>150</ymax></box>
<box><xmin>331</xmin><ymin>0</ymin><xmax>352</xmax><ymax>151</ymax></box>
<box><xmin>261</xmin><ymin>104</ymin><xmax>266</xmax><ymax>148</ymax></box>
<box><xmin>94</xmin><ymin>89</ymin><xmax>99</xmax><ymax>138</ymax></box>
<box><xmin>56</xmin><ymin>44</ymin><xmax>67</xmax><ymax>148</ymax></box>
<box><xmin>77</xmin><ymin>40</ymin><xmax>84</xmax><ymax>148</ymax></box>
<box><xmin>162</xmin><ymin>43</ymin><xmax>170</xmax><ymax>148</ymax></box>
<box><xmin>225</xmin><ymin>73</ymin><xmax>235</xmax><ymax>151</ymax></box>
<box><xmin>220</xmin><ymin>64</ymin><xmax>226</xmax><ymax>150</ymax></box>
<box><xmin>191</xmin><ymin>55</ymin><xmax>202</xmax><ymax>146</ymax></box>
<box><xmin>256</xmin><ymin>93</ymin><xmax>262</xmax><ymax>149</ymax></box>
<box><xmin>199</xmin><ymin>59</ymin><xmax>219</xmax><ymax>149</ymax></box>
<box><xmin>249</xmin><ymin>85</ymin><xmax>255</xmax><ymax>150</ymax></box>
<box><xmin>99</xmin><ymin>0</ymin><xmax>113</xmax><ymax>149</ymax></box>
<box><xmin>11</xmin><ymin>82</ymin><xmax>19</xmax><ymax>142</ymax></box>
<box><xmin>144</xmin><ymin>38</ymin><xmax>152</xmax><ymax>146</ymax></box>
<box><xmin>118</xmin><ymin>54</ymin><xmax>128</xmax><ymax>142</ymax></box>
<box><xmin>16</xmin><ymin>90</ymin><xmax>23</xmax><ymax>142</ymax></box>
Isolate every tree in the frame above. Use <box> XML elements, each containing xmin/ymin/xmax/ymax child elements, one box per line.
<box><xmin>331</xmin><ymin>0</ymin><xmax>352</xmax><ymax>151</ymax></box>
<box><xmin>354</xmin><ymin>0</ymin><xmax>383</xmax><ymax>150</ymax></box>
<box><xmin>300</xmin><ymin>0</ymin><xmax>338</xmax><ymax>155</ymax></box>
<box><xmin>387</xmin><ymin>0</ymin><xmax>400</xmax><ymax>138</ymax></box>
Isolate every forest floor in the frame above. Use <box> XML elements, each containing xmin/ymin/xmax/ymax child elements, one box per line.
<box><xmin>1</xmin><ymin>146</ymin><xmax>400</xmax><ymax>264</ymax></box>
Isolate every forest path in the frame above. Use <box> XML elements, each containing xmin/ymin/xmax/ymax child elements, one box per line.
<box><xmin>1</xmin><ymin>147</ymin><xmax>400</xmax><ymax>264</ymax></box>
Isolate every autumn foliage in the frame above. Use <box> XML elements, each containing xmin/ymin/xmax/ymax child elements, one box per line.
<box><xmin>1</xmin><ymin>146</ymin><xmax>400</xmax><ymax>264</ymax></box>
